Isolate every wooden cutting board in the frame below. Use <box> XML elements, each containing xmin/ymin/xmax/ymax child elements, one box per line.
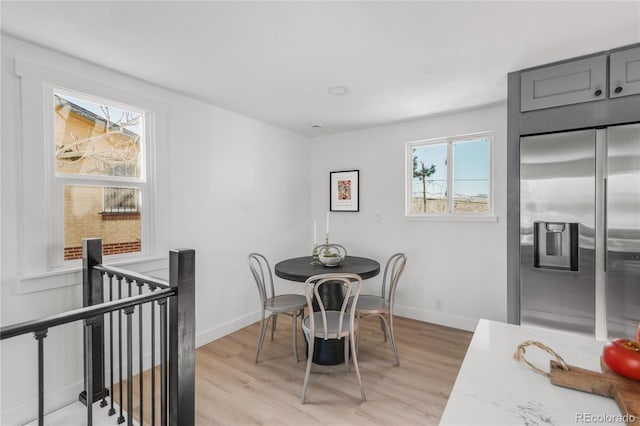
<box><xmin>549</xmin><ymin>360</ymin><xmax>640</xmax><ymax>425</ymax></box>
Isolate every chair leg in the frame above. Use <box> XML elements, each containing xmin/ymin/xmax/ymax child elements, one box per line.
<box><xmin>379</xmin><ymin>316</ymin><xmax>387</xmax><ymax>342</ymax></box>
<box><xmin>292</xmin><ymin>310</ymin><xmax>299</xmax><ymax>363</ymax></box>
<box><xmin>271</xmin><ymin>313</ymin><xmax>277</xmax><ymax>341</ymax></box>
<box><xmin>344</xmin><ymin>336</ymin><xmax>349</xmax><ymax>373</ymax></box>
<box><xmin>388</xmin><ymin>313</ymin><xmax>400</xmax><ymax>367</ymax></box>
<box><xmin>350</xmin><ymin>329</ymin><xmax>366</xmax><ymax>402</ymax></box>
<box><xmin>255</xmin><ymin>312</ymin><xmax>269</xmax><ymax>363</ymax></box>
<box><xmin>378</xmin><ymin>314</ymin><xmax>399</xmax><ymax>366</ymax></box>
<box><xmin>355</xmin><ymin>312</ymin><xmax>361</xmax><ymax>352</ymax></box>
<box><xmin>301</xmin><ymin>332</ymin><xmax>314</xmax><ymax>404</ymax></box>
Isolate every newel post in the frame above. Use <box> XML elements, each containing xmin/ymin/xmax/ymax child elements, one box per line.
<box><xmin>79</xmin><ymin>238</ymin><xmax>108</xmax><ymax>405</ymax></box>
<box><xmin>168</xmin><ymin>248</ymin><xmax>196</xmax><ymax>426</ymax></box>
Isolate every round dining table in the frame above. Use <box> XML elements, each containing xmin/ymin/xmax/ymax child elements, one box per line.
<box><xmin>274</xmin><ymin>255</ymin><xmax>380</xmax><ymax>365</ymax></box>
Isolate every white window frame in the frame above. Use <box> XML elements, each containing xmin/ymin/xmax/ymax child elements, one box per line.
<box><xmin>47</xmin><ymin>86</ymin><xmax>149</xmax><ymax>266</ymax></box>
<box><xmin>405</xmin><ymin>131</ymin><xmax>496</xmax><ymax>221</ymax></box>
<box><xmin>15</xmin><ymin>59</ymin><xmax>169</xmax><ymax>288</ymax></box>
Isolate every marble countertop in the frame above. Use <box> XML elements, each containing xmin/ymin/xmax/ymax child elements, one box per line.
<box><xmin>440</xmin><ymin>319</ymin><xmax>627</xmax><ymax>426</ymax></box>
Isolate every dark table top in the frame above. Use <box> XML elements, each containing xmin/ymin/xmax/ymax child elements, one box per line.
<box><xmin>274</xmin><ymin>256</ymin><xmax>380</xmax><ymax>282</ymax></box>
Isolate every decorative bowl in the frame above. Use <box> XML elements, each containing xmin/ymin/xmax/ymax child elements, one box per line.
<box><xmin>318</xmin><ymin>252</ymin><xmax>344</xmax><ymax>267</ymax></box>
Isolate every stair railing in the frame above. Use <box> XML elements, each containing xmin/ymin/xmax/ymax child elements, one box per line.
<box><xmin>0</xmin><ymin>238</ymin><xmax>195</xmax><ymax>426</ymax></box>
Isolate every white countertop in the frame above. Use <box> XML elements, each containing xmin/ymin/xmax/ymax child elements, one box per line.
<box><xmin>440</xmin><ymin>319</ymin><xmax>625</xmax><ymax>426</ymax></box>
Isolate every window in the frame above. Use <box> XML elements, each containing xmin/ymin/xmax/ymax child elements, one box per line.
<box><xmin>406</xmin><ymin>133</ymin><xmax>492</xmax><ymax>217</ymax></box>
<box><xmin>15</xmin><ymin>59</ymin><xmax>168</xmax><ymax>283</ymax></box>
<box><xmin>52</xmin><ymin>90</ymin><xmax>146</xmax><ymax>261</ymax></box>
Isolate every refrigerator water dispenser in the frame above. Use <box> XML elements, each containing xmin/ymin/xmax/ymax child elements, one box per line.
<box><xmin>533</xmin><ymin>221</ymin><xmax>579</xmax><ymax>271</ymax></box>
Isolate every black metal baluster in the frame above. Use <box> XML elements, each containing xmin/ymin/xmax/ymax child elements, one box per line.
<box><xmin>126</xmin><ymin>278</ymin><xmax>133</xmax><ymax>425</ymax></box>
<box><xmin>34</xmin><ymin>329</ymin><xmax>48</xmax><ymax>426</ymax></box>
<box><xmin>158</xmin><ymin>299</ymin><xmax>168</xmax><ymax>426</ymax></box>
<box><xmin>124</xmin><ymin>305</ymin><xmax>135</xmax><ymax>426</ymax></box>
<box><xmin>85</xmin><ymin>318</ymin><xmax>96</xmax><ymax>426</ymax></box>
<box><xmin>108</xmin><ymin>274</ymin><xmax>116</xmax><ymax>416</ymax></box>
<box><xmin>137</xmin><ymin>282</ymin><xmax>144</xmax><ymax>426</ymax></box>
<box><xmin>100</xmin><ymin>273</ymin><xmax>108</xmax><ymax>409</ymax></box>
<box><xmin>117</xmin><ymin>277</ymin><xmax>125</xmax><ymax>424</ymax></box>
<box><xmin>150</xmin><ymin>285</ymin><xmax>157</xmax><ymax>426</ymax></box>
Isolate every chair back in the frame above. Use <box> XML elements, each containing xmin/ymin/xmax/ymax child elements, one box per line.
<box><xmin>314</xmin><ymin>243</ymin><xmax>347</xmax><ymax>257</ymax></box>
<box><xmin>304</xmin><ymin>273</ymin><xmax>361</xmax><ymax>340</ymax></box>
<box><xmin>248</xmin><ymin>253</ymin><xmax>275</xmax><ymax>306</ymax></box>
<box><xmin>381</xmin><ymin>253</ymin><xmax>407</xmax><ymax>305</ymax></box>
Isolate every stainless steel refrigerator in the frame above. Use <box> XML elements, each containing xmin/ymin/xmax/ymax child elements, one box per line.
<box><xmin>520</xmin><ymin>123</ymin><xmax>640</xmax><ymax>340</ymax></box>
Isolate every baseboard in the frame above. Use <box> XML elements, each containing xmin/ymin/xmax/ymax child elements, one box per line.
<box><xmin>394</xmin><ymin>304</ymin><xmax>478</xmax><ymax>332</ymax></box>
<box><xmin>195</xmin><ymin>310</ymin><xmax>261</xmax><ymax>348</ymax></box>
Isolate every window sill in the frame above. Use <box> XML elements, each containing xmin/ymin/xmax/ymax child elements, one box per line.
<box><xmin>101</xmin><ymin>212</ymin><xmax>141</xmax><ymax>221</ymax></box>
<box><xmin>19</xmin><ymin>255</ymin><xmax>169</xmax><ymax>294</ymax></box>
<box><xmin>404</xmin><ymin>214</ymin><xmax>499</xmax><ymax>223</ymax></box>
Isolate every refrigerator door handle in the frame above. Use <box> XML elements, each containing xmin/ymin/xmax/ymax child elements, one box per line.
<box><xmin>603</xmin><ymin>177</ymin><xmax>608</xmax><ymax>273</ymax></box>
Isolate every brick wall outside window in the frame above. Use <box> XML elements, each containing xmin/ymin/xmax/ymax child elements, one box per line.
<box><xmin>64</xmin><ymin>240</ymin><xmax>141</xmax><ymax>260</ymax></box>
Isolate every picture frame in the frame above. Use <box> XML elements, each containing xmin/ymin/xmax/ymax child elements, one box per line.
<box><xmin>330</xmin><ymin>170</ymin><xmax>359</xmax><ymax>212</ymax></box>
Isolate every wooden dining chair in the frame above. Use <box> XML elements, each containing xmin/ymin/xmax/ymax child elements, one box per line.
<box><xmin>248</xmin><ymin>253</ymin><xmax>306</xmax><ymax>363</ymax></box>
<box><xmin>300</xmin><ymin>273</ymin><xmax>366</xmax><ymax>404</ymax></box>
<box><xmin>353</xmin><ymin>253</ymin><xmax>407</xmax><ymax>366</ymax></box>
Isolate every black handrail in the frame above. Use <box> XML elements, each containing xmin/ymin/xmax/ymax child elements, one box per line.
<box><xmin>94</xmin><ymin>265</ymin><xmax>170</xmax><ymax>289</ymax></box>
<box><xmin>0</xmin><ymin>289</ymin><xmax>175</xmax><ymax>340</ymax></box>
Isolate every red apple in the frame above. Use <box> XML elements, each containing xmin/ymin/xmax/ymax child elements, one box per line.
<box><xmin>602</xmin><ymin>338</ymin><xmax>640</xmax><ymax>381</ymax></box>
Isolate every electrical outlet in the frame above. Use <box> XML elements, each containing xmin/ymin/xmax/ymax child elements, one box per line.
<box><xmin>435</xmin><ymin>298</ymin><xmax>443</xmax><ymax>311</ymax></box>
<box><xmin>374</xmin><ymin>213</ymin><xmax>382</xmax><ymax>223</ymax></box>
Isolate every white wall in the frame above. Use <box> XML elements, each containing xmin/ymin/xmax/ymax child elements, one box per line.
<box><xmin>310</xmin><ymin>105</ymin><xmax>508</xmax><ymax>331</ymax></box>
<box><xmin>1</xmin><ymin>35</ymin><xmax>310</xmax><ymax>424</ymax></box>
<box><xmin>167</xmin><ymin>88</ymin><xmax>312</xmax><ymax>346</ymax></box>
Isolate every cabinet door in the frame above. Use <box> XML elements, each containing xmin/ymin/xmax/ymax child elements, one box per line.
<box><xmin>609</xmin><ymin>46</ymin><xmax>640</xmax><ymax>99</ymax></box>
<box><xmin>520</xmin><ymin>55</ymin><xmax>606</xmax><ymax>112</ymax></box>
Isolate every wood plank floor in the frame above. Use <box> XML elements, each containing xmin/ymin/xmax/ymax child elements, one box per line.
<box><xmin>116</xmin><ymin>315</ymin><xmax>473</xmax><ymax>425</ymax></box>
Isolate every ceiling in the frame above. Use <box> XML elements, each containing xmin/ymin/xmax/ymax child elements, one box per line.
<box><xmin>2</xmin><ymin>1</ymin><xmax>639</xmax><ymax>137</ymax></box>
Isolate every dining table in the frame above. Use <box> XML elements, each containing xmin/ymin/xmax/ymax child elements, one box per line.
<box><xmin>274</xmin><ymin>255</ymin><xmax>380</xmax><ymax>365</ymax></box>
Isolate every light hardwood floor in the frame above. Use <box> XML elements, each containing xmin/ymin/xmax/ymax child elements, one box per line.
<box><xmin>116</xmin><ymin>315</ymin><xmax>472</xmax><ymax>425</ymax></box>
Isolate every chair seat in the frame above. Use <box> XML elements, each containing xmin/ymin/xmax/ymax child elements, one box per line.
<box><xmin>350</xmin><ymin>295</ymin><xmax>389</xmax><ymax>314</ymax></box>
<box><xmin>266</xmin><ymin>294</ymin><xmax>306</xmax><ymax>313</ymax></box>
<box><xmin>302</xmin><ymin>311</ymin><xmax>358</xmax><ymax>339</ymax></box>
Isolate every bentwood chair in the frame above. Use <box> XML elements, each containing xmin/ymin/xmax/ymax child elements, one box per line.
<box><xmin>353</xmin><ymin>253</ymin><xmax>407</xmax><ymax>366</ymax></box>
<box><xmin>301</xmin><ymin>273</ymin><xmax>366</xmax><ymax>404</ymax></box>
<box><xmin>248</xmin><ymin>253</ymin><xmax>306</xmax><ymax>363</ymax></box>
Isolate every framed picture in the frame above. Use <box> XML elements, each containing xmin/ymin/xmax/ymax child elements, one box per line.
<box><xmin>330</xmin><ymin>170</ymin><xmax>359</xmax><ymax>212</ymax></box>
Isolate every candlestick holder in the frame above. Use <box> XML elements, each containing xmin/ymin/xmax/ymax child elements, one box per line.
<box><xmin>310</xmin><ymin>245</ymin><xmax>321</xmax><ymax>265</ymax></box>
<box><xmin>323</xmin><ymin>236</ymin><xmax>330</xmax><ymax>255</ymax></box>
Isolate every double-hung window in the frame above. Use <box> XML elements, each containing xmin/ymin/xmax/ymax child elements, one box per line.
<box><xmin>406</xmin><ymin>133</ymin><xmax>493</xmax><ymax>218</ymax></box>
<box><xmin>49</xmin><ymin>88</ymin><xmax>147</xmax><ymax>262</ymax></box>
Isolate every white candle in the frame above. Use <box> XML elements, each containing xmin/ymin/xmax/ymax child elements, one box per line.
<box><xmin>313</xmin><ymin>221</ymin><xmax>317</xmax><ymax>246</ymax></box>
<box><xmin>326</xmin><ymin>212</ymin><xmax>330</xmax><ymax>239</ymax></box>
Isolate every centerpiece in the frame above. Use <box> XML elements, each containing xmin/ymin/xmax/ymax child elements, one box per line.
<box><xmin>318</xmin><ymin>241</ymin><xmax>344</xmax><ymax>267</ymax></box>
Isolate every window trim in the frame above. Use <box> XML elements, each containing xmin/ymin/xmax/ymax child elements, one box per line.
<box><xmin>15</xmin><ymin>59</ymin><xmax>169</xmax><ymax>282</ymax></box>
<box><xmin>405</xmin><ymin>131</ymin><xmax>495</xmax><ymax>220</ymax></box>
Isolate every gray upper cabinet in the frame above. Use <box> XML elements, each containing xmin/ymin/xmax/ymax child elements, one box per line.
<box><xmin>520</xmin><ymin>55</ymin><xmax>607</xmax><ymax>112</ymax></box>
<box><xmin>609</xmin><ymin>46</ymin><xmax>640</xmax><ymax>99</ymax></box>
